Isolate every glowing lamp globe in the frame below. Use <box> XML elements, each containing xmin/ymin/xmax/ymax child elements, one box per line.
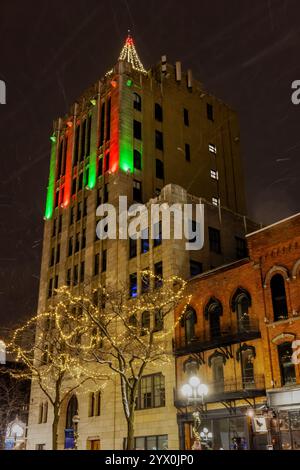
<box><xmin>181</xmin><ymin>384</ymin><xmax>193</xmax><ymax>398</ymax></box>
<box><xmin>189</xmin><ymin>376</ymin><xmax>200</xmax><ymax>388</ymax></box>
<box><xmin>198</xmin><ymin>383</ymin><xmax>208</xmax><ymax>396</ymax></box>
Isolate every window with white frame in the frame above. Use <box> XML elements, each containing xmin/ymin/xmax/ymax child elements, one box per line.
<box><xmin>210</xmin><ymin>169</ymin><xmax>218</xmax><ymax>180</ymax></box>
<box><xmin>208</xmin><ymin>143</ymin><xmax>217</xmax><ymax>154</ymax></box>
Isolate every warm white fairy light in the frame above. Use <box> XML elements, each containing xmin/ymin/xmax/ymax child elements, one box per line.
<box><xmin>118</xmin><ymin>33</ymin><xmax>146</xmax><ymax>73</ymax></box>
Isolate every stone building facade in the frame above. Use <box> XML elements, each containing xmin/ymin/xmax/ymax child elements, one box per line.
<box><xmin>27</xmin><ymin>35</ymin><xmax>255</xmax><ymax>450</ymax></box>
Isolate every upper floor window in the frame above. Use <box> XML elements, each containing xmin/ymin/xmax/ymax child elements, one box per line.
<box><xmin>278</xmin><ymin>342</ymin><xmax>296</xmax><ymax>386</ymax></box>
<box><xmin>235</xmin><ymin>236</ymin><xmax>247</xmax><ymax>259</ymax></box>
<box><xmin>141</xmin><ymin>310</ymin><xmax>150</xmax><ymax>335</ymax></box>
<box><xmin>155</xmin><ymin>159</ymin><xmax>164</xmax><ymax>179</ymax></box>
<box><xmin>133</xmin><ymin>120</ymin><xmax>142</xmax><ymax>140</ymax></box>
<box><xmin>134</xmin><ymin>149</ymin><xmax>142</xmax><ymax>170</ymax></box>
<box><xmin>205</xmin><ymin>298</ymin><xmax>222</xmax><ymax>339</ymax></box>
<box><xmin>210</xmin><ymin>169</ymin><xmax>218</xmax><ymax>180</ymax></box>
<box><xmin>129</xmin><ymin>273</ymin><xmax>137</xmax><ymax>298</ymax></box>
<box><xmin>207</xmin><ymin>103</ymin><xmax>214</xmax><ymax>121</ymax></box>
<box><xmin>271</xmin><ymin>274</ymin><xmax>288</xmax><ymax>321</ymax></box>
<box><xmin>38</xmin><ymin>402</ymin><xmax>48</xmax><ymax>424</ymax></box>
<box><xmin>88</xmin><ymin>391</ymin><xmax>101</xmax><ymax>417</ymax></box>
<box><xmin>211</xmin><ymin>355</ymin><xmax>224</xmax><ymax>393</ymax></box>
<box><xmin>189</xmin><ymin>260</ymin><xmax>203</xmax><ymax>277</ymax></box>
<box><xmin>153</xmin><ymin>221</ymin><xmax>162</xmax><ymax>247</ymax></box>
<box><xmin>155</xmin><ymin>103</ymin><xmax>163</xmax><ymax>122</ymax></box>
<box><xmin>129</xmin><ymin>237</ymin><xmax>137</xmax><ymax>259</ymax></box>
<box><xmin>209</xmin><ymin>143</ymin><xmax>217</xmax><ymax>154</ymax></box>
<box><xmin>133</xmin><ymin>180</ymin><xmax>142</xmax><ymax>202</ymax></box>
<box><xmin>141</xmin><ymin>228</ymin><xmax>149</xmax><ymax>254</ymax></box>
<box><xmin>184</xmin><ymin>307</ymin><xmax>197</xmax><ymax>343</ymax></box>
<box><xmin>155</xmin><ymin>130</ymin><xmax>164</xmax><ymax>151</ymax></box>
<box><xmin>154</xmin><ymin>261</ymin><xmax>163</xmax><ymax>288</ymax></box>
<box><xmin>185</xmin><ymin>143</ymin><xmax>190</xmax><ymax>162</ymax></box>
<box><xmin>136</xmin><ymin>374</ymin><xmax>165</xmax><ymax>409</ymax></box>
<box><xmin>232</xmin><ymin>288</ymin><xmax>251</xmax><ymax>331</ymax></box>
<box><xmin>208</xmin><ymin>227</ymin><xmax>221</xmax><ymax>254</ymax></box>
<box><xmin>183</xmin><ymin>108</ymin><xmax>189</xmax><ymax>126</ymax></box>
<box><xmin>133</xmin><ymin>93</ymin><xmax>142</xmax><ymax>111</ymax></box>
<box><xmin>241</xmin><ymin>347</ymin><xmax>255</xmax><ymax>387</ymax></box>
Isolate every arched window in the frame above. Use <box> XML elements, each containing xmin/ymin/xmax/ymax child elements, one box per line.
<box><xmin>211</xmin><ymin>355</ymin><xmax>224</xmax><ymax>393</ymax></box>
<box><xmin>232</xmin><ymin>289</ymin><xmax>251</xmax><ymax>331</ymax></box>
<box><xmin>278</xmin><ymin>342</ymin><xmax>296</xmax><ymax>386</ymax></box>
<box><xmin>66</xmin><ymin>395</ymin><xmax>78</xmax><ymax>429</ymax></box>
<box><xmin>0</xmin><ymin>340</ymin><xmax>6</xmax><ymax>364</ymax></box>
<box><xmin>241</xmin><ymin>348</ymin><xmax>255</xmax><ymax>387</ymax></box>
<box><xmin>236</xmin><ymin>344</ymin><xmax>256</xmax><ymax>388</ymax></box>
<box><xmin>141</xmin><ymin>311</ymin><xmax>150</xmax><ymax>336</ymax></box>
<box><xmin>133</xmin><ymin>92</ymin><xmax>142</xmax><ymax>111</ymax></box>
<box><xmin>205</xmin><ymin>298</ymin><xmax>222</xmax><ymax>339</ymax></box>
<box><xmin>184</xmin><ymin>308</ymin><xmax>197</xmax><ymax>344</ymax></box>
<box><xmin>271</xmin><ymin>274</ymin><xmax>288</xmax><ymax>321</ymax></box>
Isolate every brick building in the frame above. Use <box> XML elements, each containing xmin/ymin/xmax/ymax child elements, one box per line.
<box><xmin>174</xmin><ymin>213</ymin><xmax>300</xmax><ymax>450</ymax></box>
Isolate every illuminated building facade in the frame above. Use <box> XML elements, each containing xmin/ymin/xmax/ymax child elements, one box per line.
<box><xmin>27</xmin><ymin>34</ymin><xmax>255</xmax><ymax>450</ymax></box>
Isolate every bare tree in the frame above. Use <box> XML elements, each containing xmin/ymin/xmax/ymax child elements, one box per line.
<box><xmin>8</xmin><ymin>309</ymin><xmax>105</xmax><ymax>450</ymax></box>
<box><xmin>54</xmin><ymin>271</ymin><xmax>189</xmax><ymax>450</ymax></box>
<box><xmin>0</xmin><ymin>372</ymin><xmax>29</xmax><ymax>449</ymax></box>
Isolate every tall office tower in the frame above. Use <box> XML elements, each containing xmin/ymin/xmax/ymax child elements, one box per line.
<box><xmin>27</xmin><ymin>34</ymin><xmax>256</xmax><ymax>450</ymax></box>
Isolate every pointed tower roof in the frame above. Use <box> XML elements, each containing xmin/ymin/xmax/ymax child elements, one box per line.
<box><xmin>118</xmin><ymin>31</ymin><xmax>146</xmax><ymax>73</ymax></box>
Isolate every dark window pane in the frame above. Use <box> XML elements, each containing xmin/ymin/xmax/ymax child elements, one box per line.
<box><xmin>133</xmin><ymin>93</ymin><xmax>142</xmax><ymax>111</ymax></box>
<box><xmin>133</xmin><ymin>120</ymin><xmax>142</xmax><ymax>140</ymax></box>
<box><xmin>155</xmin><ymin>130</ymin><xmax>163</xmax><ymax>150</ymax></box>
<box><xmin>189</xmin><ymin>260</ymin><xmax>203</xmax><ymax>277</ymax></box>
<box><xmin>185</xmin><ymin>143</ymin><xmax>190</xmax><ymax>161</ymax></box>
<box><xmin>183</xmin><ymin>108</ymin><xmax>189</xmax><ymax>126</ymax></box>
<box><xmin>207</xmin><ymin>103</ymin><xmax>214</xmax><ymax>121</ymax></box>
<box><xmin>129</xmin><ymin>238</ymin><xmax>137</xmax><ymax>258</ymax></box>
<box><xmin>154</xmin><ymin>103</ymin><xmax>163</xmax><ymax>122</ymax></box>
<box><xmin>208</xmin><ymin>227</ymin><xmax>221</xmax><ymax>253</ymax></box>
<box><xmin>156</xmin><ymin>159</ymin><xmax>164</xmax><ymax>179</ymax></box>
<box><xmin>129</xmin><ymin>273</ymin><xmax>137</xmax><ymax>298</ymax></box>
<box><xmin>134</xmin><ymin>149</ymin><xmax>142</xmax><ymax>170</ymax></box>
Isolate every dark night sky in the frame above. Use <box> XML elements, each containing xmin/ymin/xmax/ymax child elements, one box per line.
<box><xmin>0</xmin><ymin>0</ymin><xmax>300</xmax><ymax>327</ymax></box>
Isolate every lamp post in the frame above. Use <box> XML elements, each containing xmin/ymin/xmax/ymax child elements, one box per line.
<box><xmin>72</xmin><ymin>414</ymin><xmax>80</xmax><ymax>450</ymax></box>
<box><xmin>181</xmin><ymin>376</ymin><xmax>208</xmax><ymax>450</ymax></box>
<box><xmin>200</xmin><ymin>427</ymin><xmax>213</xmax><ymax>447</ymax></box>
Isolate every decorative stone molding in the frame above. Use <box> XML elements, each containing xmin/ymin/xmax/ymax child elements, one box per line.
<box><xmin>271</xmin><ymin>332</ymin><xmax>296</xmax><ymax>345</ymax></box>
<box><xmin>292</xmin><ymin>258</ymin><xmax>300</xmax><ymax>280</ymax></box>
<box><xmin>263</xmin><ymin>265</ymin><xmax>289</xmax><ymax>288</ymax></box>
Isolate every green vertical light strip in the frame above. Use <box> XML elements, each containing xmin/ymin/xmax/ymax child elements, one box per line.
<box><xmin>120</xmin><ymin>139</ymin><xmax>134</xmax><ymax>173</ymax></box>
<box><xmin>44</xmin><ymin>137</ymin><xmax>57</xmax><ymax>220</ymax></box>
<box><xmin>88</xmin><ymin>151</ymin><xmax>96</xmax><ymax>189</ymax></box>
<box><xmin>119</xmin><ymin>76</ymin><xmax>134</xmax><ymax>173</ymax></box>
<box><xmin>87</xmin><ymin>108</ymin><xmax>97</xmax><ymax>189</ymax></box>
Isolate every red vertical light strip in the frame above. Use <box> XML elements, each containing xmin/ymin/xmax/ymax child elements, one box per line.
<box><xmin>110</xmin><ymin>84</ymin><xmax>119</xmax><ymax>173</ymax></box>
<box><xmin>63</xmin><ymin>127</ymin><xmax>73</xmax><ymax>208</ymax></box>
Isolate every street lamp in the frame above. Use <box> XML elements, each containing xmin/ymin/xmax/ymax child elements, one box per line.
<box><xmin>72</xmin><ymin>414</ymin><xmax>80</xmax><ymax>450</ymax></box>
<box><xmin>200</xmin><ymin>427</ymin><xmax>213</xmax><ymax>443</ymax></box>
<box><xmin>181</xmin><ymin>376</ymin><xmax>208</xmax><ymax>450</ymax></box>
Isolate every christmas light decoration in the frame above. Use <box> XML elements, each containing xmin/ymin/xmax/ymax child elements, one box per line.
<box><xmin>63</xmin><ymin>128</ymin><xmax>73</xmax><ymax>208</ymax></box>
<box><xmin>44</xmin><ymin>137</ymin><xmax>57</xmax><ymax>219</ymax></box>
<box><xmin>118</xmin><ymin>32</ymin><xmax>146</xmax><ymax>74</ymax></box>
